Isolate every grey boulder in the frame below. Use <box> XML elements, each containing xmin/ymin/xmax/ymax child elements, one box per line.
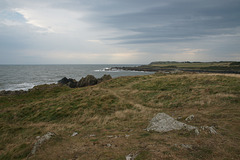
<box><xmin>147</xmin><ymin>113</ymin><xmax>199</xmax><ymax>134</ymax></box>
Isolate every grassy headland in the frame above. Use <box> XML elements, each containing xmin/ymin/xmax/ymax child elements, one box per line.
<box><xmin>0</xmin><ymin>73</ymin><xmax>240</xmax><ymax>159</ymax></box>
<box><xmin>114</xmin><ymin>61</ymin><xmax>240</xmax><ymax>74</ymax></box>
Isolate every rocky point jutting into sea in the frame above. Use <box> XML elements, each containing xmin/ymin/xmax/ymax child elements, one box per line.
<box><xmin>111</xmin><ymin>61</ymin><xmax>240</xmax><ymax>74</ymax></box>
<box><xmin>0</xmin><ymin>74</ymin><xmax>112</xmax><ymax>96</ymax></box>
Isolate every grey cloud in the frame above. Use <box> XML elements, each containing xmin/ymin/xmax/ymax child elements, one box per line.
<box><xmin>53</xmin><ymin>0</ymin><xmax>167</xmax><ymax>14</ymax></box>
<box><xmin>1</xmin><ymin>0</ymin><xmax>239</xmax><ymax>64</ymax></box>
<box><xmin>80</xmin><ymin>0</ymin><xmax>240</xmax><ymax>44</ymax></box>
<box><xmin>0</xmin><ymin>0</ymin><xmax>8</xmax><ymax>10</ymax></box>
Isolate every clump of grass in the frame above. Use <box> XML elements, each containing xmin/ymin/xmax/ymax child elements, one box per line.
<box><xmin>189</xmin><ymin>146</ymin><xmax>213</xmax><ymax>159</ymax></box>
<box><xmin>135</xmin><ymin>150</ymin><xmax>151</xmax><ymax>160</ymax></box>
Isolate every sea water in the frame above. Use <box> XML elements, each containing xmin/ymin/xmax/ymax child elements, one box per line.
<box><xmin>0</xmin><ymin>64</ymin><xmax>153</xmax><ymax>91</ymax></box>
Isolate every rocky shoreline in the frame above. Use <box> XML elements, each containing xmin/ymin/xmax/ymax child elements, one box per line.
<box><xmin>0</xmin><ymin>74</ymin><xmax>112</xmax><ymax>96</ymax></box>
<box><xmin>111</xmin><ymin>65</ymin><xmax>240</xmax><ymax>74</ymax></box>
<box><xmin>58</xmin><ymin>74</ymin><xmax>112</xmax><ymax>88</ymax></box>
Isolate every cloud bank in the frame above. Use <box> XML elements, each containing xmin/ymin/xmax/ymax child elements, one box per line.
<box><xmin>0</xmin><ymin>0</ymin><xmax>240</xmax><ymax>64</ymax></box>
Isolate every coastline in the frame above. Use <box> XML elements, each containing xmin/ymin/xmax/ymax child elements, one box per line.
<box><xmin>112</xmin><ymin>66</ymin><xmax>240</xmax><ymax>74</ymax></box>
<box><xmin>0</xmin><ymin>64</ymin><xmax>153</xmax><ymax>92</ymax></box>
<box><xmin>1</xmin><ymin>62</ymin><xmax>239</xmax><ymax>92</ymax></box>
<box><xmin>111</xmin><ymin>62</ymin><xmax>240</xmax><ymax>74</ymax></box>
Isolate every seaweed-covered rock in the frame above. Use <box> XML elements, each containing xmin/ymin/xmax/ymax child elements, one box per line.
<box><xmin>77</xmin><ymin>75</ymin><xmax>98</xmax><ymax>87</ymax></box>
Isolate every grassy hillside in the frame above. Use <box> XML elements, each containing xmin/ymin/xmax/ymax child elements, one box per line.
<box><xmin>150</xmin><ymin>61</ymin><xmax>240</xmax><ymax>72</ymax></box>
<box><xmin>0</xmin><ymin>73</ymin><xmax>240</xmax><ymax>160</ymax></box>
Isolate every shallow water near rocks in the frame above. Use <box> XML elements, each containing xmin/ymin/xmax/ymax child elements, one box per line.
<box><xmin>0</xmin><ymin>64</ymin><xmax>152</xmax><ymax>91</ymax></box>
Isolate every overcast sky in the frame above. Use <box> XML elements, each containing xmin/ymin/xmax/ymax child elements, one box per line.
<box><xmin>0</xmin><ymin>0</ymin><xmax>240</xmax><ymax>64</ymax></box>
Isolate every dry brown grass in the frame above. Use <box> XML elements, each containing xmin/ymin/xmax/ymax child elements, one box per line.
<box><xmin>0</xmin><ymin>73</ymin><xmax>240</xmax><ymax>159</ymax></box>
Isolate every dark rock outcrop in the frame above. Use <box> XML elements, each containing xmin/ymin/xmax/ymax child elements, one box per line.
<box><xmin>1</xmin><ymin>75</ymin><xmax>112</xmax><ymax>96</ymax></box>
<box><xmin>58</xmin><ymin>77</ymin><xmax>77</xmax><ymax>88</ymax></box>
<box><xmin>68</xmin><ymin>79</ymin><xmax>78</xmax><ymax>88</ymax></box>
<box><xmin>58</xmin><ymin>77</ymin><xmax>69</xmax><ymax>84</ymax></box>
<box><xmin>77</xmin><ymin>75</ymin><xmax>98</xmax><ymax>87</ymax></box>
<box><xmin>97</xmin><ymin>74</ymin><xmax>112</xmax><ymax>83</ymax></box>
<box><xmin>58</xmin><ymin>75</ymin><xmax>112</xmax><ymax>88</ymax></box>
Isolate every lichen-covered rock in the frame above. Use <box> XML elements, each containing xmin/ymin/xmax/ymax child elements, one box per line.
<box><xmin>31</xmin><ymin>132</ymin><xmax>55</xmax><ymax>155</ymax></box>
<box><xmin>147</xmin><ymin>113</ymin><xmax>199</xmax><ymax>134</ymax></box>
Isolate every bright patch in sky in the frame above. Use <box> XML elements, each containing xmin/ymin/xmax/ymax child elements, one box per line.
<box><xmin>0</xmin><ymin>9</ymin><xmax>25</xmax><ymax>26</ymax></box>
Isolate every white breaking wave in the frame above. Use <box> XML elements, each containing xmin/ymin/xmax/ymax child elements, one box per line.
<box><xmin>4</xmin><ymin>83</ymin><xmax>37</xmax><ymax>91</ymax></box>
<box><xmin>94</xmin><ymin>67</ymin><xmax>146</xmax><ymax>73</ymax></box>
<box><xmin>94</xmin><ymin>67</ymin><xmax>120</xmax><ymax>72</ymax></box>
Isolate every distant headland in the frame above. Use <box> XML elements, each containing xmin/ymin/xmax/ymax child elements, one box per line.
<box><xmin>112</xmin><ymin>61</ymin><xmax>240</xmax><ymax>74</ymax></box>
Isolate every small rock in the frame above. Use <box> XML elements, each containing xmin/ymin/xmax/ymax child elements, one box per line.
<box><xmin>107</xmin><ymin>143</ymin><xmax>112</xmax><ymax>147</ymax></box>
<box><xmin>177</xmin><ymin>116</ymin><xmax>182</xmax><ymax>120</ymax></box>
<box><xmin>201</xmin><ymin>126</ymin><xmax>217</xmax><ymax>134</ymax></box>
<box><xmin>126</xmin><ymin>155</ymin><xmax>132</xmax><ymax>160</ymax></box>
<box><xmin>208</xmin><ymin>126</ymin><xmax>217</xmax><ymax>134</ymax></box>
<box><xmin>36</xmin><ymin>136</ymin><xmax>40</xmax><ymax>139</ymax></box>
<box><xmin>180</xmin><ymin>144</ymin><xmax>193</xmax><ymax>149</ymax></box>
<box><xmin>185</xmin><ymin>115</ymin><xmax>194</xmax><ymax>121</ymax></box>
<box><xmin>89</xmin><ymin>134</ymin><xmax>96</xmax><ymax>137</ymax></box>
<box><xmin>106</xmin><ymin>135</ymin><xmax>118</xmax><ymax>138</ymax></box>
<box><xmin>31</xmin><ymin>132</ymin><xmax>55</xmax><ymax>155</ymax></box>
<box><xmin>71</xmin><ymin>132</ymin><xmax>78</xmax><ymax>137</ymax></box>
<box><xmin>195</xmin><ymin>129</ymin><xmax>200</xmax><ymax>135</ymax></box>
<box><xmin>107</xmin><ymin>135</ymin><xmax>114</xmax><ymax>138</ymax></box>
<box><xmin>126</xmin><ymin>153</ymin><xmax>137</xmax><ymax>160</ymax></box>
<box><xmin>125</xmin><ymin>134</ymin><xmax>130</xmax><ymax>138</ymax></box>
